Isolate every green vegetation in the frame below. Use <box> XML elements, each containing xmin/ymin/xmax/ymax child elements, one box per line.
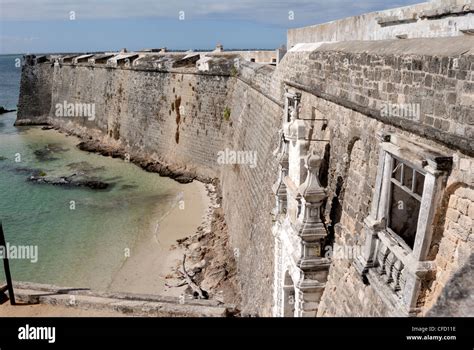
<box><xmin>223</xmin><ymin>107</ymin><xmax>231</xmax><ymax>121</ymax></box>
<box><xmin>230</xmin><ymin>66</ymin><xmax>238</xmax><ymax>77</ymax></box>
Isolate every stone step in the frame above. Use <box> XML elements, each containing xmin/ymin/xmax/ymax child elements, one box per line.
<box><xmin>9</xmin><ymin>281</ymin><xmax>236</xmax><ymax>317</ymax></box>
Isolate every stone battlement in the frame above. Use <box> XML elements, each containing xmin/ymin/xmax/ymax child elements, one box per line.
<box><xmin>32</xmin><ymin>47</ymin><xmax>281</xmax><ymax>74</ymax></box>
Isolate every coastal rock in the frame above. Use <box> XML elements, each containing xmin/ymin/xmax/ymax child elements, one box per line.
<box><xmin>66</xmin><ymin>161</ymin><xmax>105</xmax><ymax>173</ymax></box>
<box><xmin>33</xmin><ymin>143</ymin><xmax>69</xmax><ymax>162</ymax></box>
<box><xmin>13</xmin><ymin>166</ymin><xmax>43</xmax><ymax>174</ymax></box>
<box><xmin>173</xmin><ymin>185</ymin><xmax>240</xmax><ymax>307</ymax></box>
<box><xmin>27</xmin><ymin>174</ymin><xmax>109</xmax><ymax>190</ymax></box>
<box><xmin>76</xmin><ymin>140</ymin><xmax>196</xmax><ymax>184</ymax></box>
<box><xmin>77</xmin><ymin>141</ymin><xmax>124</xmax><ymax>158</ymax></box>
<box><xmin>0</xmin><ymin>106</ymin><xmax>15</xmax><ymax>115</ymax></box>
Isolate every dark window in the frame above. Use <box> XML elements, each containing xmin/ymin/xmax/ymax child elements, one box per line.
<box><xmin>414</xmin><ymin>171</ymin><xmax>425</xmax><ymax>196</ymax></box>
<box><xmin>250</xmin><ymin>58</ymin><xmax>255</xmax><ymax>62</ymax></box>
<box><xmin>388</xmin><ymin>157</ymin><xmax>425</xmax><ymax>249</ymax></box>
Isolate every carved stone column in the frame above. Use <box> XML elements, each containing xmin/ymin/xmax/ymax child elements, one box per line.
<box><xmin>272</xmin><ymin>131</ymin><xmax>289</xmax><ymax>216</ymax></box>
<box><xmin>293</xmin><ymin>152</ymin><xmax>331</xmax><ymax>317</ymax></box>
<box><xmin>273</xmin><ymin>88</ymin><xmax>330</xmax><ymax>317</ymax></box>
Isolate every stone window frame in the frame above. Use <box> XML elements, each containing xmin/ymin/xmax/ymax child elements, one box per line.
<box><xmin>385</xmin><ymin>155</ymin><xmax>425</xmax><ymax>250</ymax></box>
<box><xmin>354</xmin><ymin>131</ymin><xmax>452</xmax><ymax>315</ymax></box>
<box><xmin>284</xmin><ymin>90</ymin><xmax>301</xmax><ymax>123</ymax></box>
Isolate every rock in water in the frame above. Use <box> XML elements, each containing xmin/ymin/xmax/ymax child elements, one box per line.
<box><xmin>0</xmin><ymin>106</ymin><xmax>15</xmax><ymax>115</ymax></box>
<box><xmin>82</xmin><ymin>180</ymin><xmax>109</xmax><ymax>190</ymax></box>
<box><xmin>33</xmin><ymin>143</ymin><xmax>69</xmax><ymax>161</ymax></box>
<box><xmin>27</xmin><ymin>174</ymin><xmax>109</xmax><ymax>190</ymax></box>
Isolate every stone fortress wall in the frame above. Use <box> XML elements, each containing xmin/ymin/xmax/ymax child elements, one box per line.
<box><xmin>17</xmin><ymin>50</ymin><xmax>284</xmax><ymax>316</ymax></box>
<box><xmin>276</xmin><ymin>0</ymin><xmax>473</xmax><ymax>317</ymax></box>
<box><xmin>288</xmin><ymin>0</ymin><xmax>474</xmax><ymax>48</ymax></box>
<box><xmin>279</xmin><ymin>41</ymin><xmax>473</xmax><ymax>316</ymax></box>
<box><xmin>17</xmin><ymin>0</ymin><xmax>473</xmax><ymax>316</ymax></box>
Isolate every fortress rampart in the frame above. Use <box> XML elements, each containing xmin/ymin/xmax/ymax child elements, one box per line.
<box><xmin>288</xmin><ymin>0</ymin><xmax>473</xmax><ymax>48</ymax></box>
<box><xmin>16</xmin><ymin>0</ymin><xmax>474</xmax><ymax>316</ymax></box>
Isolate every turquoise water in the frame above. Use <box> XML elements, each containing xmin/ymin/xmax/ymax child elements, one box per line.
<box><xmin>0</xmin><ymin>54</ymin><xmax>22</xmax><ymax>111</ymax></box>
<box><xmin>0</xmin><ymin>55</ymin><xmax>184</xmax><ymax>290</ymax></box>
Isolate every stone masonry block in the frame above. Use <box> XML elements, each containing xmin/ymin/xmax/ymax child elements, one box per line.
<box><xmin>446</xmin><ymin>208</ymin><xmax>460</xmax><ymax>223</ymax></box>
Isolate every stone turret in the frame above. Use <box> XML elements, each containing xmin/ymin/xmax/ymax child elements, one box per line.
<box><xmin>214</xmin><ymin>43</ymin><xmax>224</xmax><ymax>52</ymax></box>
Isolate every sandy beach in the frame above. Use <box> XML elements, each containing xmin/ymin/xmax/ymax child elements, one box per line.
<box><xmin>0</xmin><ymin>180</ymin><xmax>230</xmax><ymax>317</ymax></box>
<box><xmin>0</xmin><ymin>303</ymin><xmax>128</xmax><ymax>317</ymax></box>
<box><xmin>106</xmin><ymin>180</ymin><xmax>210</xmax><ymax>297</ymax></box>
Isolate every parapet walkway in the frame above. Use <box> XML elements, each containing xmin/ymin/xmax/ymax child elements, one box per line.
<box><xmin>3</xmin><ymin>281</ymin><xmax>237</xmax><ymax>317</ymax></box>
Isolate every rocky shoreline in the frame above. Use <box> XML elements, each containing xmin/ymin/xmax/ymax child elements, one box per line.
<box><xmin>39</xmin><ymin>122</ymin><xmax>241</xmax><ymax>309</ymax></box>
<box><xmin>171</xmin><ymin>183</ymin><xmax>241</xmax><ymax>308</ymax></box>
<box><xmin>76</xmin><ymin>140</ymin><xmax>199</xmax><ymax>184</ymax></box>
<box><xmin>36</xmin><ymin>121</ymin><xmax>211</xmax><ymax>184</ymax></box>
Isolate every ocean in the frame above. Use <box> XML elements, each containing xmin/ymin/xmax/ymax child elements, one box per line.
<box><xmin>0</xmin><ymin>54</ymin><xmax>186</xmax><ymax>290</ymax></box>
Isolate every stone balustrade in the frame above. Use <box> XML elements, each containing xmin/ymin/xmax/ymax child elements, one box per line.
<box><xmin>373</xmin><ymin>231</ymin><xmax>409</xmax><ymax>295</ymax></box>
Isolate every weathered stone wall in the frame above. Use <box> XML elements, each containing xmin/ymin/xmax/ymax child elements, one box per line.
<box><xmin>47</xmin><ymin>65</ymin><xmax>231</xmax><ymax>179</ymax></box>
<box><xmin>17</xmin><ymin>57</ymin><xmax>282</xmax><ymax>316</ymax></box>
<box><xmin>232</xmin><ymin>24</ymin><xmax>472</xmax><ymax>317</ymax></box>
<box><xmin>292</xmin><ymin>89</ymin><xmax>473</xmax><ymax>317</ymax></box>
<box><xmin>339</xmin><ymin>140</ymin><xmax>372</xmax><ymax>242</ymax></box>
<box><xmin>273</xmin><ymin>37</ymin><xmax>473</xmax><ymax>315</ymax></box>
<box><xmin>16</xmin><ymin>56</ymin><xmax>53</xmax><ymax>125</ymax></box>
<box><xmin>231</xmin><ymin>50</ymin><xmax>278</xmax><ymax>64</ymax></box>
<box><xmin>281</xmin><ymin>37</ymin><xmax>474</xmax><ymax>155</ymax></box>
<box><xmin>17</xmin><ymin>31</ymin><xmax>474</xmax><ymax>316</ymax></box>
<box><xmin>220</xmin><ymin>69</ymin><xmax>282</xmax><ymax>315</ymax></box>
<box><xmin>317</xmin><ymin>262</ymin><xmax>391</xmax><ymax>316</ymax></box>
<box><xmin>426</xmin><ymin>253</ymin><xmax>473</xmax><ymax>316</ymax></box>
<box><xmin>424</xmin><ymin>185</ymin><xmax>474</xmax><ymax>312</ymax></box>
<box><xmin>288</xmin><ymin>0</ymin><xmax>474</xmax><ymax>48</ymax></box>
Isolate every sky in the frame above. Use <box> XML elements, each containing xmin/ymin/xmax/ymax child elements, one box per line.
<box><xmin>0</xmin><ymin>0</ymin><xmax>423</xmax><ymax>54</ymax></box>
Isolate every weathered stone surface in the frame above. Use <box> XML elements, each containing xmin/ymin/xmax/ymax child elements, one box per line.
<box><xmin>427</xmin><ymin>253</ymin><xmax>474</xmax><ymax>317</ymax></box>
<box><xmin>280</xmin><ymin>37</ymin><xmax>474</xmax><ymax>155</ymax></box>
<box><xmin>15</xmin><ymin>4</ymin><xmax>474</xmax><ymax>317</ymax></box>
<box><xmin>11</xmin><ymin>281</ymin><xmax>236</xmax><ymax>317</ymax></box>
<box><xmin>288</xmin><ymin>0</ymin><xmax>474</xmax><ymax>48</ymax></box>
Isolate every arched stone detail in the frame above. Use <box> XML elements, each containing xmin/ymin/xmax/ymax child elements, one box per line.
<box><xmin>324</xmin><ymin>136</ymin><xmax>360</xmax><ymax>236</ymax></box>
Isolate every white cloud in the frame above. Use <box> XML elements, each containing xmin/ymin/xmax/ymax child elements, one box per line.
<box><xmin>0</xmin><ymin>35</ymin><xmax>39</xmax><ymax>42</ymax></box>
<box><xmin>0</xmin><ymin>0</ymin><xmax>421</xmax><ymax>24</ymax></box>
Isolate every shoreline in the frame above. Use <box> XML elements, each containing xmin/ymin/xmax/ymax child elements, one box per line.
<box><xmin>106</xmin><ymin>180</ymin><xmax>211</xmax><ymax>297</ymax></box>
<box><xmin>7</xmin><ymin>118</ymin><xmax>240</xmax><ymax>310</ymax></box>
